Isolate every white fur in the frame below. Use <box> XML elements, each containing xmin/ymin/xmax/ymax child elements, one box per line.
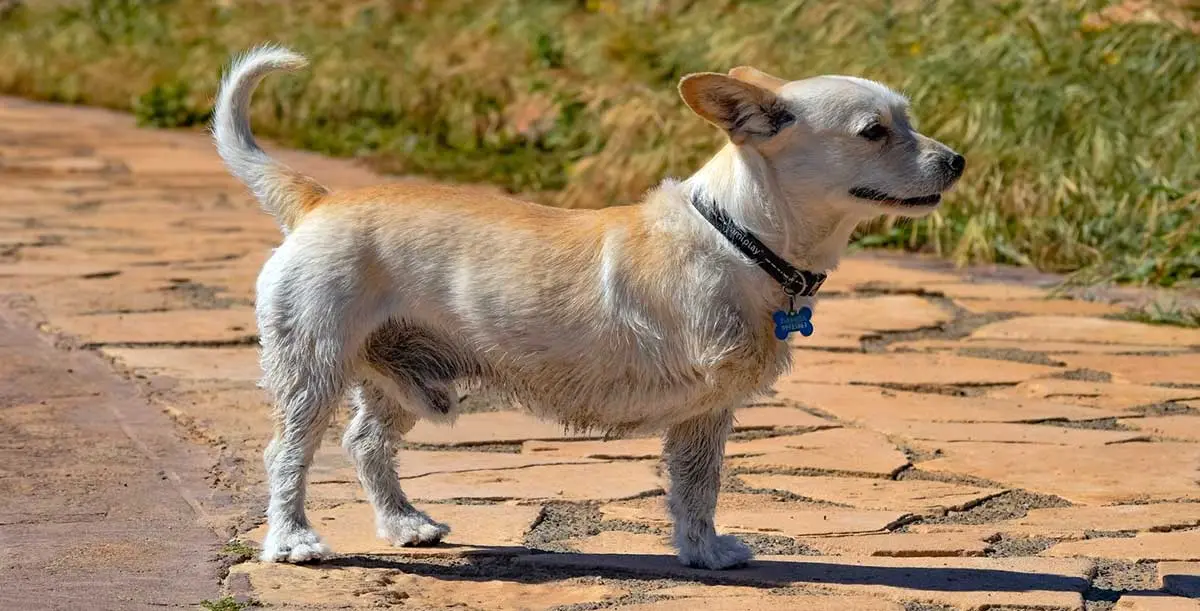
<box><xmin>213</xmin><ymin>44</ymin><xmax>325</xmax><ymax>233</ymax></box>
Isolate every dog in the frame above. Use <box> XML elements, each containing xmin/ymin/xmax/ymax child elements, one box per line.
<box><xmin>212</xmin><ymin>45</ymin><xmax>963</xmax><ymax>570</ymax></box>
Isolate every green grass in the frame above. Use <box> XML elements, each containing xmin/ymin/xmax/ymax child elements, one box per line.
<box><xmin>1114</xmin><ymin>297</ymin><xmax>1200</xmax><ymax>328</ymax></box>
<box><xmin>218</xmin><ymin>540</ymin><xmax>256</xmax><ymax>563</ymax></box>
<box><xmin>199</xmin><ymin>596</ymin><xmax>254</xmax><ymax>611</ymax></box>
<box><xmin>0</xmin><ymin>0</ymin><xmax>1197</xmax><ymax>289</ymax></box>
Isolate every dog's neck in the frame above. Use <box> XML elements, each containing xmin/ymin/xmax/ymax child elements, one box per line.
<box><xmin>683</xmin><ymin>143</ymin><xmax>860</xmax><ymax>275</ymax></box>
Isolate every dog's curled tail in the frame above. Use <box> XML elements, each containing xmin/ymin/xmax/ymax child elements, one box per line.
<box><xmin>212</xmin><ymin>45</ymin><xmax>327</xmax><ymax>232</ymax></box>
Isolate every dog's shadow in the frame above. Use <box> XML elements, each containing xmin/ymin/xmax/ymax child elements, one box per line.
<box><xmin>322</xmin><ymin>550</ymin><xmax>1096</xmax><ymax>595</ymax></box>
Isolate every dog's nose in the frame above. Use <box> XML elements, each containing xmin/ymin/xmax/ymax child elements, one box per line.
<box><xmin>947</xmin><ymin>154</ymin><xmax>966</xmax><ymax>177</ymax></box>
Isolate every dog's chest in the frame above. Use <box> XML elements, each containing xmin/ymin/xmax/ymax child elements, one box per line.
<box><xmin>712</xmin><ymin>315</ymin><xmax>791</xmax><ymax>392</ymax></box>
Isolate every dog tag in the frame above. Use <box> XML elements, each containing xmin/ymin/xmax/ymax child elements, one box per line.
<box><xmin>773</xmin><ymin>306</ymin><xmax>814</xmax><ymax>341</ymax></box>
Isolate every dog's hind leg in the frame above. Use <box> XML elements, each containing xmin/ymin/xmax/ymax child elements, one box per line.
<box><xmin>258</xmin><ymin>336</ymin><xmax>347</xmax><ymax>563</ymax></box>
<box><xmin>256</xmin><ymin>246</ymin><xmax>371</xmax><ymax>563</ymax></box>
<box><xmin>343</xmin><ymin>381</ymin><xmax>450</xmax><ymax>546</ymax></box>
<box><xmin>663</xmin><ymin>408</ymin><xmax>752</xmax><ymax>570</ymax></box>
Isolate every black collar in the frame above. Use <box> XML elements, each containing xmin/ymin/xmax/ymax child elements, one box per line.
<box><xmin>691</xmin><ymin>194</ymin><xmax>827</xmax><ymax>298</ymax></box>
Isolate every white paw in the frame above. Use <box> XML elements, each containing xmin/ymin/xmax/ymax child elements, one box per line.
<box><xmin>260</xmin><ymin>527</ymin><xmax>331</xmax><ymax>563</ymax></box>
<box><xmin>378</xmin><ymin>512</ymin><xmax>451</xmax><ymax>547</ymax></box>
<box><xmin>677</xmin><ymin>534</ymin><xmax>753</xmax><ymax>570</ymax></box>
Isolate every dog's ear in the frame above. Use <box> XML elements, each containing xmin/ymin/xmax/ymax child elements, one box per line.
<box><xmin>678</xmin><ymin>72</ymin><xmax>795</xmax><ymax>145</ymax></box>
<box><xmin>728</xmin><ymin>66</ymin><xmax>787</xmax><ymax>92</ymax></box>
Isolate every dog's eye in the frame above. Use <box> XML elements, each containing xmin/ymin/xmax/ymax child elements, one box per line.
<box><xmin>859</xmin><ymin>124</ymin><xmax>888</xmax><ymax>142</ymax></box>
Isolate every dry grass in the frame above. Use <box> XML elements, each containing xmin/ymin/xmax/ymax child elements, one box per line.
<box><xmin>0</xmin><ymin>0</ymin><xmax>1197</xmax><ymax>288</ymax></box>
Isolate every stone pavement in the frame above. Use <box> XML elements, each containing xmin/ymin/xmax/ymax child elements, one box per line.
<box><xmin>0</xmin><ymin>297</ymin><xmax>226</xmax><ymax>610</ymax></box>
<box><xmin>1</xmin><ymin>95</ymin><xmax>1198</xmax><ymax>610</ymax></box>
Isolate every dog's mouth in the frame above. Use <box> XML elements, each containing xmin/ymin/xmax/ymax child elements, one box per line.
<box><xmin>849</xmin><ymin>187</ymin><xmax>942</xmax><ymax>207</ymax></box>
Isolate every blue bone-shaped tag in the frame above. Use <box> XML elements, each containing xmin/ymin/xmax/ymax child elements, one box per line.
<box><xmin>773</xmin><ymin>306</ymin><xmax>814</xmax><ymax>341</ymax></box>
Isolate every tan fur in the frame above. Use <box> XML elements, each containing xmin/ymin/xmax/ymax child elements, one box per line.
<box><xmin>290</xmin><ymin>183</ymin><xmax>786</xmax><ymax>433</ymax></box>
<box><xmin>728</xmin><ymin>66</ymin><xmax>788</xmax><ymax>92</ymax></box>
<box><xmin>275</xmin><ymin>168</ymin><xmax>329</xmax><ymax>229</ymax></box>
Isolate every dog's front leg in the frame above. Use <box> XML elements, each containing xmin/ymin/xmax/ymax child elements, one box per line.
<box><xmin>663</xmin><ymin>408</ymin><xmax>752</xmax><ymax>569</ymax></box>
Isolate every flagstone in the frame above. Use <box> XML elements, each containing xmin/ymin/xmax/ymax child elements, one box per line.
<box><xmin>1056</xmin><ymin>353</ymin><xmax>1200</xmax><ymax>385</ymax></box>
<box><xmin>801</xmin><ymin>531</ymin><xmax>990</xmax><ymax>557</ymax></box>
<box><xmin>780</xmin><ymin>352</ymin><xmax>1058</xmax><ymax>386</ymax></box>
<box><xmin>728</xmin><ymin>428</ymin><xmax>910</xmax><ymax>477</ymax></box>
<box><xmin>921</xmin><ymin>441</ymin><xmax>1200</xmax><ymax>504</ymax></box>
<box><xmin>600</xmin><ymin>493</ymin><xmax>907</xmax><ymax>538</ymax></box>
<box><xmin>738</xmin><ymin>474</ymin><xmax>1003</xmax><ymax>515</ymax></box>
<box><xmin>401</xmin><ymin>462</ymin><xmax>662</xmax><ymax>502</ymax></box>
<box><xmin>231</xmin><ymin>563</ymin><xmax>625</xmax><ymax>609</ymax></box>
<box><xmin>242</xmin><ymin>502</ymin><xmax>540</xmax><ymax>557</ymax></box>
<box><xmin>515</xmin><ymin>554</ymin><xmax>1093</xmax><ymax>610</ymax></box>
<box><xmin>405</xmin><ymin>411</ymin><xmax>597</xmax><ymax>445</ymax></box>
<box><xmin>970</xmin><ymin>315</ymin><xmax>1200</xmax><ymax>347</ymax></box>
<box><xmin>989</xmin><ymin>379</ymin><xmax>1200</xmax><ymax>411</ymax></box>
<box><xmin>993</xmin><ymin>504</ymin><xmax>1200</xmax><ymax>540</ymax></box>
<box><xmin>50</xmin><ymin>308</ymin><xmax>256</xmax><ymax>345</ymax></box>
<box><xmin>1045</xmin><ymin>530</ymin><xmax>1200</xmax><ymax>562</ymax></box>
<box><xmin>777</xmin><ymin>382</ymin><xmax>1126</xmax><ymax>423</ymax></box>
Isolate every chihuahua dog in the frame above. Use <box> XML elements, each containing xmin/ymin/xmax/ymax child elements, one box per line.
<box><xmin>212</xmin><ymin>45</ymin><xmax>963</xmax><ymax>570</ymax></box>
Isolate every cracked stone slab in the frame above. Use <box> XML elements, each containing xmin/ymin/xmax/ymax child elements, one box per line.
<box><xmin>401</xmin><ymin>462</ymin><xmax>662</xmax><ymax>502</ymax></box>
<box><xmin>522</xmin><ymin>437</ymin><xmax>664</xmax><ymax>460</ymax></box>
<box><xmin>1056</xmin><ymin>353</ymin><xmax>1200</xmax><ymax>385</ymax></box>
<box><xmin>1044</xmin><ymin>530</ymin><xmax>1200</xmax><ymax>562</ymax></box>
<box><xmin>101</xmin><ymin>346</ymin><xmax>260</xmax><ymax>381</ymax></box>
<box><xmin>600</xmin><ymin>493</ymin><xmax>908</xmax><ymax>538</ymax></box>
<box><xmin>731</xmin><ymin>405</ymin><xmax>837</xmax><ymax>430</ymax></box>
<box><xmin>519</xmin><ymin>409</ymin><xmax>837</xmax><ymax>460</ymax></box>
<box><xmin>515</xmin><ymin>553</ymin><xmax>1093</xmax><ymax>610</ymax></box>
<box><xmin>728</xmin><ymin>428</ymin><xmax>910</xmax><ymax>477</ymax></box>
<box><xmin>50</xmin><ymin>307</ymin><xmax>257</xmax><ymax>345</ymax></box>
<box><xmin>564</xmin><ymin>531</ymin><xmax>674</xmax><ymax>555</ymax></box>
<box><xmin>933</xmin><ymin>282</ymin><xmax>1051</xmax><ymax>300</ymax></box>
<box><xmin>231</xmin><ymin>563</ymin><xmax>627</xmax><ymax>609</ymax></box>
<box><xmin>0</xmin><ymin>155</ymin><xmax>121</xmax><ymax>174</ymax></box>
<box><xmin>780</xmin><ymin>352</ymin><xmax>1059</xmax><ymax>386</ymax></box>
<box><xmin>0</xmin><ymin>261</ymin><xmax>125</xmax><ymax>278</ymax></box>
<box><xmin>405</xmin><ymin>411</ymin><xmax>600</xmax><ymax>446</ymax></box>
<box><xmin>309</xmin><ymin>447</ymin><xmax>605</xmax><ymax>484</ymax></box>
<box><xmin>989</xmin><ymin>379</ymin><xmax>1200</xmax><ymax>411</ymax></box>
<box><xmin>8</xmin><ymin>275</ymin><xmax>224</xmax><ymax>319</ymax></box>
<box><xmin>955</xmin><ymin>297</ymin><xmax>1124</xmax><ymax>316</ymax></box>
<box><xmin>818</xmin><ymin>258</ymin><xmax>960</xmax><ymax>292</ymax></box>
<box><xmin>921</xmin><ymin>441</ymin><xmax>1200</xmax><ymax>504</ymax></box>
<box><xmin>95</xmin><ymin>145</ymin><xmax>231</xmax><ymax>176</ymax></box>
<box><xmin>1122</xmin><ymin>416</ymin><xmax>1200</xmax><ymax>441</ymax></box>
<box><xmin>151</xmin><ymin>382</ymin><xmax>275</xmax><ymax>452</ymax></box>
<box><xmin>781</xmin><ymin>382</ymin><xmax>1127</xmax><ymax>423</ymax></box>
<box><xmin>637</xmin><ymin>584</ymin><xmax>908</xmax><ymax>610</ymax></box>
<box><xmin>798</xmin><ymin>294</ymin><xmax>953</xmax><ymax>349</ymax></box>
<box><xmin>801</xmin><ymin>531</ymin><xmax>991</xmax><ymax>557</ymax></box>
<box><xmin>891</xmin><ymin>338</ymin><xmax>1186</xmax><ymax>355</ymax></box>
<box><xmin>989</xmin><ymin>504</ymin><xmax>1200</xmax><ymax>540</ymax></box>
<box><xmin>649</xmin><ymin>584</ymin><xmax>786</xmax><ymax>598</ymax></box>
<box><xmin>243</xmin><ymin>502</ymin><xmax>540</xmax><ymax>558</ymax></box>
<box><xmin>737</xmin><ymin>474</ymin><xmax>1003</xmax><ymax>515</ymax></box>
<box><xmin>969</xmin><ymin>315</ymin><xmax>1200</xmax><ymax>347</ymax></box>
<box><xmin>869</xmin><ymin>419</ymin><xmax>1149</xmax><ymax>446</ymax></box>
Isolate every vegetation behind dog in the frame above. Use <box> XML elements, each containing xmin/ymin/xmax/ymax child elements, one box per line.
<box><xmin>0</xmin><ymin>0</ymin><xmax>1196</xmax><ymax>288</ymax></box>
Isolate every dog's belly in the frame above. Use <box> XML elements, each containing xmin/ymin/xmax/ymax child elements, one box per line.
<box><xmin>359</xmin><ymin>320</ymin><xmax>761</xmax><ymax>434</ymax></box>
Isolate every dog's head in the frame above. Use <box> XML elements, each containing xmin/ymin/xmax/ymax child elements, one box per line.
<box><xmin>680</xmin><ymin>66</ymin><xmax>963</xmax><ymax>218</ymax></box>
